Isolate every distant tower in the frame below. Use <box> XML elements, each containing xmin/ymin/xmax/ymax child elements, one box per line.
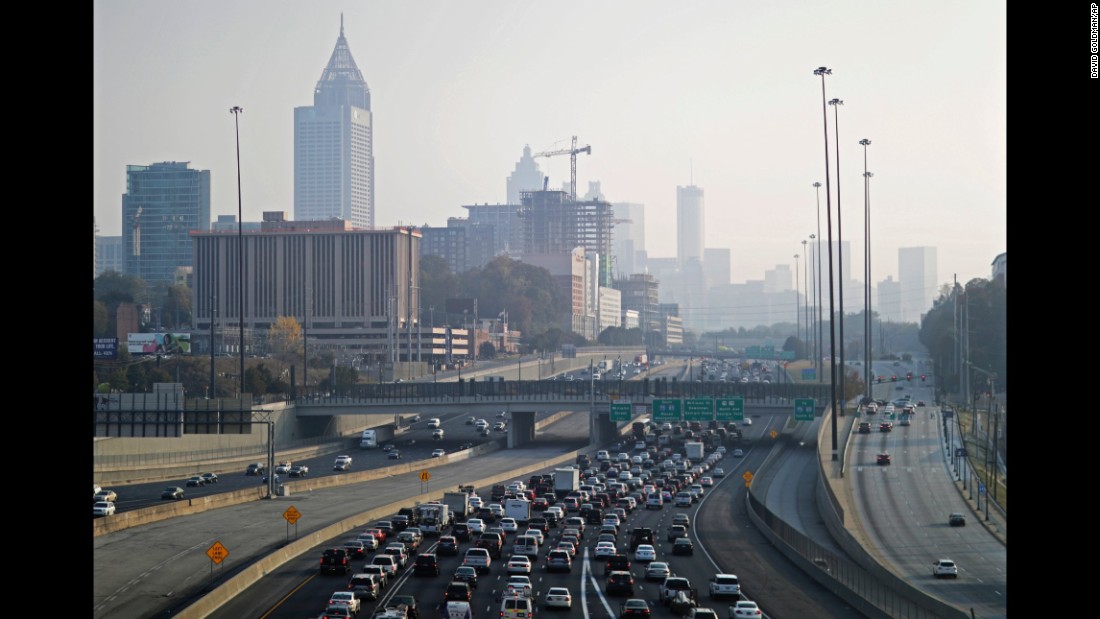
<box><xmin>294</xmin><ymin>15</ymin><xmax>375</xmax><ymax>227</ymax></box>
<box><xmin>506</xmin><ymin>145</ymin><xmax>544</xmax><ymax>205</ymax></box>
<box><xmin>898</xmin><ymin>246</ymin><xmax>938</xmax><ymax>322</ymax></box>
<box><xmin>676</xmin><ymin>185</ymin><xmax>704</xmax><ymax>269</ymax></box>
<box><xmin>122</xmin><ymin>161</ymin><xmax>211</xmax><ymax>286</ymax></box>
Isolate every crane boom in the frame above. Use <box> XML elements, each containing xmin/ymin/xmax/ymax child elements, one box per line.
<box><xmin>533</xmin><ymin>135</ymin><xmax>591</xmax><ymax>201</ymax></box>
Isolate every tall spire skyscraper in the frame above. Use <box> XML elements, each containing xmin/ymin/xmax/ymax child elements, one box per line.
<box><xmin>294</xmin><ymin>15</ymin><xmax>375</xmax><ymax>227</ymax></box>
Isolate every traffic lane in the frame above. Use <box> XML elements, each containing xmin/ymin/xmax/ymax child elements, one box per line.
<box><xmin>94</xmin><ymin>443</ymin><xmax>584</xmax><ymax>619</ymax></box>
<box><xmin>850</xmin><ymin>409</ymin><xmax>1007</xmax><ymax>618</ymax></box>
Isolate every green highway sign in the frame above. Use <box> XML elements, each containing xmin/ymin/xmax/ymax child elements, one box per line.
<box><xmin>716</xmin><ymin>397</ymin><xmax>745</xmax><ymax>421</ymax></box>
<box><xmin>652</xmin><ymin>399</ymin><xmax>682</xmax><ymax>422</ymax></box>
<box><xmin>610</xmin><ymin>400</ymin><xmax>633</xmax><ymax>422</ymax></box>
<box><xmin>794</xmin><ymin>398</ymin><xmax>816</xmax><ymax>421</ymax></box>
<box><xmin>684</xmin><ymin>398</ymin><xmax>714</xmax><ymax>421</ymax></box>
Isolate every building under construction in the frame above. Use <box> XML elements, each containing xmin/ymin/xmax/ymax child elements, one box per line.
<box><xmin>519</xmin><ymin>189</ymin><xmax>614</xmax><ymax>286</ymax></box>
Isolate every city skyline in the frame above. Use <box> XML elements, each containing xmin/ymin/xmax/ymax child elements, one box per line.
<box><xmin>94</xmin><ymin>0</ymin><xmax>1006</xmax><ymax>288</ymax></box>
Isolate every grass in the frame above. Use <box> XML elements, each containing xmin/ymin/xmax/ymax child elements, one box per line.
<box><xmin>954</xmin><ymin>407</ymin><xmax>1007</xmax><ymax>514</ymax></box>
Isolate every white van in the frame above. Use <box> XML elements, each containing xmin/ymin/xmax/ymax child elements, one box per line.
<box><xmin>428</xmin><ymin>418</ymin><xmax>441</xmax><ymax>429</ymax></box>
<box><xmin>500</xmin><ymin>594</ymin><xmax>534</xmax><ymax>619</ymax></box>
<box><xmin>596</xmin><ymin>450</ymin><xmax>610</xmax><ymax>461</ymax></box>
<box><xmin>512</xmin><ymin>535</ymin><xmax>540</xmax><ymax>557</ymax></box>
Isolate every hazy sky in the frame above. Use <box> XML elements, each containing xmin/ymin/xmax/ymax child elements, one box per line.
<box><xmin>94</xmin><ymin>0</ymin><xmax>1006</xmax><ymax>288</ymax></box>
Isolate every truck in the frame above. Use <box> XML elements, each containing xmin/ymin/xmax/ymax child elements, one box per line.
<box><xmin>684</xmin><ymin>441</ymin><xmax>705</xmax><ymax>461</ymax></box>
<box><xmin>504</xmin><ymin>497</ymin><xmax>532</xmax><ymax>525</ymax></box>
<box><xmin>444</xmin><ymin>491</ymin><xmax>472</xmax><ymax>521</ymax></box>
<box><xmin>634</xmin><ymin>353</ymin><xmax>648</xmax><ymax>367</ymax></box>
<box><xmin>360</xmin><ymin>425</ymin><xmax>395</xmax><ymax>449</ymax></box>
<box><xmin>553</xmin><ymin>467</ymin><xmax>580</xmax><ymax>498</ymax></box>
<box><xmin>417</xmin><ymin>502</ymin><xmax>451</xmax><ymax>536</ymax></box>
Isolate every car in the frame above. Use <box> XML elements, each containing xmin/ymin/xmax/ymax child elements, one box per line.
<box><xmin>667</xmin><ymin>525</ymin><xmax>688</xmax><ymax>542</ymax></box>
<box><xmin>504</xmin><ymin>575</ymin><xmax>534</xmax><ymax>598</ymax></box>
<box><xmin>343</xmin><ymin>539</ymin><xmax>367</xmax><ymax>560</ymax></box>
<box><xmin>858</xmin><ymin>422</ymin><xmax>872</xmax><ymax>434</ymax></box>
<box><xmin>594</xmin><ymin>541</ymin><xmax>617</xmax><ymax>558</ymax></box>
<box><xmin>328</xmin><ymin>591</ymin><xmax>362</xmax><ymax>615</ymax></box>
<box><xmin>289</xmin><ymin>465</ymin><xmax>309</xmax><ymax>477</ymax></box>
<box><xmin>355</xmin><ymin>533</ymin><xmax>380</xmax><ymax>551</ymax></box>
<box><xmin>949</xmin><ymin>512</ymin><xmax>967</xmax><ymax>527</ymax></box>
<box><xmin>620</xmin><ymin>598</ymin><xmax>652</xmax><ymax>618</ymax></box>
<box><xmin>427</xmin><ymin>418</ymin><xmax>441</xmax><ymax>428</ymax></box>
<box><xmin>700</xmin><ymin>476</ymin><xmax>714</xmax><ymax>487</ymax></box>
<box><xmin>432</xmin><ymin>449</ymin><xmax>446</xmax><ymax>458</ymax></box>
<box><xmin>322</xmin><ymin>548</ymin><xmax>354</xmax><ymax>575</ymax></box>
<box><xmin>436</xmin><ymin>535</ymin><xmax>459</xmax><ymax>556</ymax></box>
<box><xmin>389</xmin><ymin>594</ymin><xmax>420</xmax><ymax>619</ymax></box>
<box><xmin>413</xmin><ymin>553</ymin><xmax>441</xmax><ymax>576</ymax></box>
<box><xmin>161</xmin><ymin>486</ymin><xmax>184</xmax><ymax>500</ymax></box>
<box><xmin>672</xmin><ymin>513</ymin><xmax>691</xmax><ymax>529</ymax></box>
<box><xmin>468</xmin><ymin>495</ymin><xmax>484</xmax><ymax>509</ymax></box>
<box><xmin>879</xmin><ymin>422</ymin><xmax>893</xmax><ymax>432</ymax></box>
<box><xmin>606</xmin><ymin>570</ymin><xmax>635</xmax><ymax>596</ymax></box>
<box><xmin>743</xmin><ymin>418</ymin><xmax>753</xmax><ymax>426</ymax></box>
<box><xmin>275</xmin><ymin>461</ymin><xmax>292</xmax><ymax>474</ymax></box>
<box><xmin>671</xmin><ymin>537</ymin><xmax>694</xmax><ymax>555</ymax></box>
<box><xmin>917</xmin><ymin>400</ymin><xmax>927</xmax><ymax>407</ymax></box>
<box><xmin>262</xmin><ymin>473</ymin><xmax>281</xmax><ymax>484</ymax></box>
<box><xmin>466</xmin><ymin>518</ymin><xmax>485</xmax><ymax>534</ymax></box>
<box><xmin>876</xmin><ymin>453</ymin><xmax>892</xmax><ymax>465</ymax></box>
<box><xmin>93</xmin><ymin>501</ymin><xmax>116</xmax><ymax>517</ymax></box>
<box><xmin>452</xmin><ymin>565</ymin><xmax>479</xmax><ymax>588</ymax></box>
<box><xmin>933</xmin><ymin>559</ymin><xmax>958</xmax><ymax>578</ymax></box>
<box><xmin>645</xmin><ymin>561</ymin><xmax>671</xmax><ymax>582</ymax></box>
<box><xmin>388</xmin><ymin>450</ymin><xmax>402</xmax><ymax>460</ymax></box>
<box><xmin>546</xmin><ymin>549</ymin><xmax>573</xmax><ymax>572</ymax></box>
<box><xmin>444</xmin><ymin>580</ymin><xmax>473</xmax><ymax>602</ymax></box>
<box><xmin>730</xmin><ymin>600</ymin><xmax>762</xmax><ymax>617</ymax></box>
<box><xmin>200</xmin><ymin>472</ymin><xmax>219</xmax><ymax>484</ymax></box>
<box><xmin>507</xmin><ymin>555</ymin><xmax>532</xmax><ymax>574</ymax></box>
<box><xmin>322</xmin><ymin>604</ymin><xmax>356</xmax><ymax>619</ymax></box>
<box><xmin>185</xmin><ymin>476</ymin><xmax>205</xmax><ymax>487</ymax></box>
<box><xmin>382</xmin><ymin>444</ymin><xmax>395</xmax><ymax>452</ymax></box>
<box><xmin>708</xmin><ymin>574</ymin><xmax>740</xmax><ymax>599</ymax></box>
<box><xmin>94</xmin><ymin>489</ymin><xmax>118</xmax><ymax>503</ymax></box>
<box><xmin>245</xmin><ymin>462</ymin><xmax>265</xmax><ymax>476</ymax></box>
<box><xmin>465</xmin><ymin>416</ymin><xmax>476</xmax><ymax>425</ymax></box>
<box><xmin>522</xmin><ymin>528</ymin><xmax>544</xmax><ymax>545</ymax></box>
<box><xmin>333</xmin><ymin>455</ymin><xmax>352</xmax><ymax>471</ymax></box>
<box><xmin>360</xmin><ymin>565</ymin><xmax>390</xmax><ymax>589</ymax></box>
<box><xmin>732</xmin><ymin>448</ymin><xmax>744</xmax><ymax>457</ymax></box>
<box><xmin>544</xmin><ymin>586</ymin><xmax>572</xmax><ymax>610</ymax></box>
<box><xmin>432</xmin><ymin>429</ymin><xmax>445</xmax><ymax>440</ymax></box>
<box><xmin>347</xmin><ymin>573</ymin><xmax>381</xmax><ymax>601</ymax></box>
<box><xmin>634</xmin><ymin>544</ymin><xmax>657</xmax><ymax>562</ymax></box>
<box><xmin>499</xmin><ymin>517</ymin><xmax>519</xmax><ymax>533</ymax></box>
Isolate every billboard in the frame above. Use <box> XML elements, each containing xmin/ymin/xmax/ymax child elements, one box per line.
<box><xmin>127</xmin><ymin>333</ymin><xmax>192</xmax><ymax>355</ymax></box>
<box><xmin>94</xmin><ymin>337</ymin><xmax>119</xmax><ymax>359</ymax></box>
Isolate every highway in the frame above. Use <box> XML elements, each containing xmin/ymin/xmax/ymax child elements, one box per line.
<box><xmin>849</xmin><ymin>373</ymin><xmax>1007</xmax><ymax>619</ymax></box>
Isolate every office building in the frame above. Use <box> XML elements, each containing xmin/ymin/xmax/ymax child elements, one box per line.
<box><xmin>506</xmin><ymin>145</ymin><xmax>544</xmax><ymax>205</ymax></box>
<box><xmin>898</xmin><ymin>246</ymin><xmax>938</xmax><ymax>323</ymax></box>
<box><xmin>704</xmin><ymin>247</ymin><xmax>730</xmax><ymax>288</ymax></box>
<box><xmin>764</xmin><ymin>264</ymin><xmax>793</xmax><ymax>294</ymax></box>
<box><xmin>294</xmin><ymin>17</ymin><xmax>375</xmax><ymax>228</ymax></box>
<box><xmin>876</xmin><ymin>276</ymin><xmax>902</xmax><ymax>323</ymax></box>
<box><xmin>518</xmin><ymin>190</ymin><xmax>614</xmax><ymax>286</ymax></box>
<box><xmin>598</xmin><ymin>287</ymin><xmax>622</xmax><ymax>334</ymax></box>
<box><xmin>522</xmin><ymin>249</ymin><xmax>594</xmax><ymax>339</ymax></box>
<box><xmin>614</xmin><ymin>273</ymin><xmax>659</xmax><ymax>336</ymax></box>
<box><xmin>462</xmin><ymin>203</ymin><xmax>523</xmax><ymax>259</ymax></box>
<box><xmin>991</xmin><ymin>252</ymin><xmax>1006</xmax><ymax>286</ymax></box>
<box><xmin>676</xmin><ymin>185</ymin><xmax>704</xmax><ymax>268</ymax></box>
<box><xmin>96</xmin><ymin>236</ymin><xmax>124</xmax><ymax>277</ymax></box>
<box><xmin>612</xmin><ymin>202</ymin><xmax>645</xmax><ymax>277</ymax></box>
<box><xmin>122</xmin><ymin>161</ymin><xmax>211</xmax><ymax>286</ymax></box>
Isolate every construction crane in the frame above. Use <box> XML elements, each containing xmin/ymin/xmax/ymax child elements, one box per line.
<box><xmin>534</xmin><ymin>135</ymin><xmax>591</xmax><ymax>201</ymax></box>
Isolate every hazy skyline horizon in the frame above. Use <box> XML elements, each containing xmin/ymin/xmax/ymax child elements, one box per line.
<box><xmin>94</xmin><ymin>0</ymin><xmax>1006</xmax><ymax>289</ymax></box>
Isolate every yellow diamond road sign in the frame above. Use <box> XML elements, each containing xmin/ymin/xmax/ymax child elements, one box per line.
<box><xmin>742</xmin><ymin>471</ymin><xmax>754</xmax><ymax>482</ymax></box>
<box><xmin>206</xmin><ymin>541</ymin><xmax>229</xmax><ymax>564</ymax></box>
<box><xmin>419</xmin><ymin>470</ymin><xmax>431</xmax><ymax>482</ymax></box>
<box><xmin>769</xmin><ymin>429</ymin><xmax>779</xmax><ymax>439</ymax></box>
<box><xmin>283</xmin><ymin>505</ymin><xmax>301</xmax><ymax>525</ymax></box>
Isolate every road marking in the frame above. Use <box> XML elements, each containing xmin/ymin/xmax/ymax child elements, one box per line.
<box><xmin>582</xmin><ymin>547</ymin><xmax>617</xmax><ymax>618</ymax></box>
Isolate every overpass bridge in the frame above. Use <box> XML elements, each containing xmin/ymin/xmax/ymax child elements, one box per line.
<box><xmin>295</xmin><ymin>379</ymin><xmax>832</xmax><ymax>444</ymax></box>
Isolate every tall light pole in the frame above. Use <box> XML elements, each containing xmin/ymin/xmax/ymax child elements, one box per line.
<box><xmin>812</xmin><ymin>182</ymin><xmax>823</xmax><ymax>384</ymax></box>
<box><xmin>802</xmin><ymin>239</ymin><xmax>809</xmax><ymax>364</ymax></box>
<box><xmin>860</xmin><ymin>138</ymin><xmax>873</xmax><ymax>402</ymax></box>
<box><xmin>829</xmin><ymin>96</ymin><xmax>845</xmax><ymax>417</ymax></box>
<box><xmin>813</xmin><ymin>66</ymin><xmax>838</xmax><ymax>460</ymax></box>
<box><xmin>793</xmin><ymin>253</ymin><xmax>801</xmax><ymax>345</ymax></box>
<box><xmin>230</xmin><ymin>106</ymin><xmax>245</xmax><ymax>397</ymax></box>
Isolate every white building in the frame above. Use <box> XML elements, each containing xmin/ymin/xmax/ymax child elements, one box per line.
<box><xmin>898</xmin><ymin>246</ymin><xmax>938</xmax><ymax>323</ymax></box>
<box><xmin>676</xmin><ymin>185</ymin><xmax>704</xmax><ymax>269</ymax></box>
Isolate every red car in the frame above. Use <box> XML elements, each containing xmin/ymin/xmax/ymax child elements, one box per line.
<box><xmin>876</xmin><ymin>453</ymin><xmax>892</xmax><ymax>466</ymax></box>
<box><xmin>532</xmin><ymin>497</ymin><xmax>549</xmax><ymax>510</ymax></box>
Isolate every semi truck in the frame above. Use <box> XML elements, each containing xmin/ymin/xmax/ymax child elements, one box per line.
<box><xmin>553</xmin><ymin>467</ymin><xmax>580</xmax><ymax>498</ymax></box>
<box><xmin>443</xmin><ymin>491</ymin><xmax>472</xmax><ymax>521</ymax></box>
<box><xmin>684</xmin><ymin>441</ymin><xmax>705</xmax><ymax>461</ymax></box>
<box><xmin>360</xmin><ymin>425</ymin><xmax>395</xmax><ymax>449</ymax></box>
<box><xmin>416</xmin><ymin>503</ymin><xmax>451</xmax><ymax>535</ymax></box>
<box><xmin>504</xmin><ymin>497</ymin><xmax>532</xmax><ymax>525</ymax></box>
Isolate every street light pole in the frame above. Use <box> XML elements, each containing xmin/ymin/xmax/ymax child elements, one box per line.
<box><xmin>814</xmin><ymin>66</ymin><xmax>839</xmax><ymax>460</ymax></box>
<box><xmin>794</xmin><ymin>253</ymin><xmax>801</xmax><ymax>346</ymax></box>
<box><xmin>829</xmin><ymin>97</ymin><xmax>845</xmax><ymax>417</ymax></box>
<box><xmin>860</xmin><ymin>137</ymin><xmax>873</xmax><ymax>403</ymax></box>
<box><xmin>802</xmin><ymin>239</ymin><xmax>809</xmax><ymax>364</ymax></box>
<box><xmin>230</xmin><ymin>106</ymin><xmax>245</xmax><ymax>399</ymax></box>
<box><xmin>812</xmin><ymin>181</ymin><xmax>824</xmax><ymax>384</ymax></box>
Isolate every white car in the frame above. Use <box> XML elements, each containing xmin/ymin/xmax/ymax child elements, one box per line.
<box><xmin>708</xmin><ymin>573</ymin><xmax>741</xmax><ymax>599</ymax></box>
<box><xmin>522</xmin><ymin>528</ymin><xmax>544</xmax><ymax>545</ymax></box>
<box><xmin>432</xmin><ymin>449</ymin><xmax>446</xmax><ymax>458</ymax></box>
<box><xmin>468</xmin><ymin>496</ymin><xmax>484</xmax><ymax>509</ymax></box>
<box><xmin>743</xmin><ymin>418</ymin><xmax>753</xmax><ymax>426</ymax></box>
<box><xmin>731</xmin><ymin>600</ymin><xmax>762</xmax><ymax>617</ymax></box>
<box><xmin>504</xmin><ymin>575</ymin><xmax>534</xmax><ymax>598</ymax></box>
<box><xmin>432</xmin><ymin>429</ymin><xmax>445</xmax><ymax>440</ymax></box>
<box><xmin>499</xmin><ymin>518</ymin><xmax>519</xmax><ymax>533</ymax></box>
<box><xmin>732</xmin><ymin>448</ymin><xmax>744</xmax><ymax>457</ymax></box>
<box><xmin>427</xmin><ymin>418</ymin><xmax>441</xmax><ymax>428</ymax></box>
<box><xmin>467</xmin><ymin>518</ymin><xmax>485</xmax><ymax>533</ymax></box>
<box><xmin>507</xmin><ymin>555</ymin><xmax>532</xmax><ymax>574</ymax></box>
<box><xmin>634</xmin><ymin>544</ymin><xmax>657</xmax><ymax>562</ymax></box>
<box><xmin>933</xmin><ymin>559</ymin><xmax>958</xmax><ymax>578</ymax></box>
<box><xmin>93</xmin><ymin>501</ymin><xmax>116</xmax><ymax>517</ymax></box>
<box><xmin>712</xmin><ymin>467</ymin><xmax>725</xmax><ymax>477</ymax></box>
<box><xmin>700</xmin><ymin>476</ymin><xmax>714</xmax><ymax>487</ymax></box>
<box><xmin>594</xmin><ymin>541</ymin><xmax>617</xmax><ymax>558</ymax></box>
<box><xmin>328</xmin><ymin>591</ymin><xmax>361</xmax><ymax>614</ymax></box>
<box><xmin>544</xmin><ymin>586</ymin><xmax>572</xmax><ymax>609</ymax></box>
<box><xmin>94</xmin><ymin>489</ymin><xmax>118</xmax><ymax>503</ymax></box>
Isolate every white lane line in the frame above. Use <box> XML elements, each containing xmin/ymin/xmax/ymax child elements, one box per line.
<box><xmin>582</xmin><ymin>547</ymin><xmax>617</xmax><ymax>618</ymax></box>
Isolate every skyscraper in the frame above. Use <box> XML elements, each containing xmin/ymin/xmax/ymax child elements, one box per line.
<box><xmin>122</xmin><ymin>161</ymin><xmax>211</xmax><ymax>286</ymax></box>
<box><xmin>612</xmin><ymin>202</ymin><xmax>645</xmax><ymax>277</ymax></box>
<box><xmin>294</xmin><ymin>16</ymin><xmax>374</xmax><ymax>228</ymax></box>
<box><xmin>676</xmin><ymin>185</ymin><xmax>704</xmax><ymax>269</ymax></box>
<box><xmin>506</xmin><ymin>145</ymin><xmax>544</xmax><ymax>205</ymax></box>
<box><xmin>898</xmin><ymin>246</ymin><xmax>938</xmax><ymax>323</ymax></box>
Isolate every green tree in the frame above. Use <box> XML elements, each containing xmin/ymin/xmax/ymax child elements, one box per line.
<box><xmin>94</xmin><ymin>300</ymin><xmax>109</xmax><ymax>336</ymax></box>
<box><xmin>159</xmin><ymin>284</ymin><xmax>192</xmax><ymax>329</ymax></box>
<box><xmin>479</xmin><ymin>341</ymin><xmax>497</xmax><ymax>359</ymax></box>
<box><xmin>95</xmin><ymin>270</ymin><xmax>148</xmax><ymax>305</ymax></box>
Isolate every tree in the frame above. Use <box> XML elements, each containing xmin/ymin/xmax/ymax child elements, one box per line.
<box><xmin>94</xmin><ymin>300</ymin><xmax>109</xmax><ymax>336</ymax></box>
<box><xmin>95</xmin><ymin>271</ymin><xmax>148</xmax><ymax>305</ymax></box>
<box><xmin>159</xmin><ymin>284</ymin><xmax>193</xmax><ymax>329</ymax></box>
<box><xmin>269</xmin><ymin>316</ymin><xmax>304</xmax><ymax>359</ymax></box>
<box><xmin>479</xmin><ymin>341</ymin><xmax>497</xmax><ymax>359</ymax></box>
